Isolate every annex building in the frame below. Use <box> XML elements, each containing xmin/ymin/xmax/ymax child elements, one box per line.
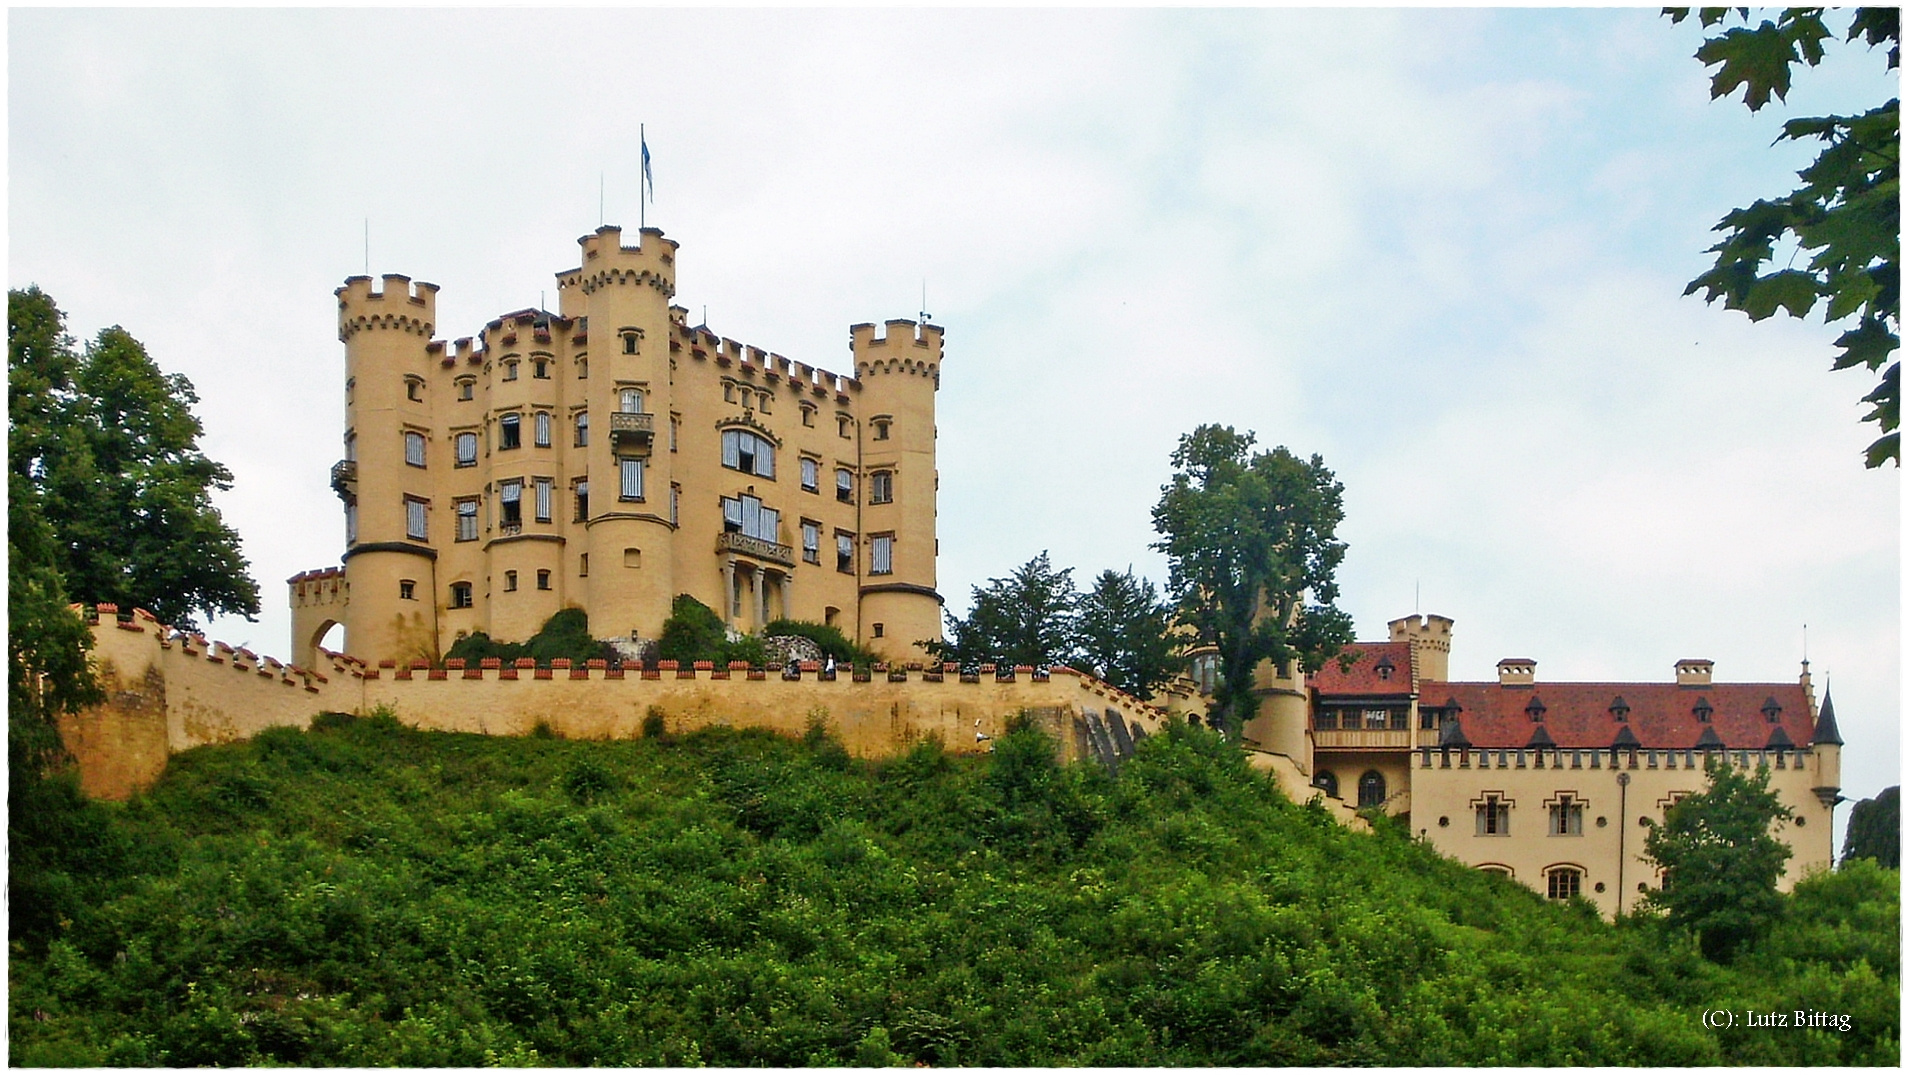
<box><xmin>289</xmin><ymin>226</ymin><xmax>943</xmax><ymax>670</ymax></box>
<box><xmin>1256</xmin><ymin>614</ymin><xmax>1843</xmax><ymax>917</ymax></box>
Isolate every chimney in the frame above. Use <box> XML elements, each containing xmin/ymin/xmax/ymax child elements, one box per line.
<box><xmin>1675</xmin><ymin>659</ymin><xmax>1713</xmax><ymax>687</ymax></box>
<box><xmin>1497</xmin><ymin>658</ymin><xmax>1536</xmax><ymax>687</ymax></box>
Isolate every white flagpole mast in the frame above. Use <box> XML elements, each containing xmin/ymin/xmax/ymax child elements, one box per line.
<box><xmin>640</xmin><ymin>124</ymin><xmax>648</xmax><ymax>231</ymax></box>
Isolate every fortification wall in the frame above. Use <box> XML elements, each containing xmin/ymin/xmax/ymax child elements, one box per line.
<box><xmin>59</xmin><ymin>606</ymin><xmax>1173</xmax><ymax>800</ymax></box>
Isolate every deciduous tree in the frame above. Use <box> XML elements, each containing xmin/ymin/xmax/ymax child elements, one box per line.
<box><xmin>1151</xmin><ymin>425</ymin><xmax>1354</xmax><ymax>735</ymax></box>
<box><xmin>1667</xmin><ymin>7</ymin><xmax>1900</xmax><ymax>467</ymax></box>
<box><xmin>1841</xmin><ymin>784</ymin><xmax>1899</xmax><ymax>868</ymax></box>
<box><xmin>1643</xmin><ymin>762</ymin><xmax>1794</xmax><ymax>962</ymax></box>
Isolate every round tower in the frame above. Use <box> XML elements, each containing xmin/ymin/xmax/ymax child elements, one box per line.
<box><xmin>559</xmin><ymin>226</ymin><xmax>679</xmax><ymax>645</ymax></box>
<box><xmin>850</xmin><ymin>319</ymin><xmax>944</xmax><ymax>661</ymax></box>
<box><xmin>337</xmin><ymin>274</ymin><xmax>442</xmax><ymax>664</ymax></box>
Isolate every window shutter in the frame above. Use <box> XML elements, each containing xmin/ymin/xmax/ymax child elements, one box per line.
<box><xmin>722</xmin><ymin>430</ymin><xmax>741</xmax><ymax>469</ymax></box>
<box><xmin>622</xmin><ymin>459</ymin><xmax>644</xmax><ymax>499</ymax></box>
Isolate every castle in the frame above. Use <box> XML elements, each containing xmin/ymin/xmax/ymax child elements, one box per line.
<box><xmin>53</xmin><ymin>224</ymin><xmax>1844</xmax><ymax>923</ymax></box>
<box><xmin>288</xmin><ymin>226</ymin><xmax>943</xmax><ymax>671</ymax></box>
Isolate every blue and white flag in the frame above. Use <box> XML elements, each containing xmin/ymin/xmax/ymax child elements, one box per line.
<box><xmin>641</xmin><ymin>129</ymin><xmax>654</xmax><ymax>204</ymax></box>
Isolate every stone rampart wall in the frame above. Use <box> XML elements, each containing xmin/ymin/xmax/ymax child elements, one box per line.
<box><xmin>60</xmin><ymin>606</ymin><xmax>1172</xmax><ymax>800</ymax></box>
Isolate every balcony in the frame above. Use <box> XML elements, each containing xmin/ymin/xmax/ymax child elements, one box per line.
<box><xmin>609</xmin><ymin>411</ymin><xmax>654</xmax><ymax>456</ymax></box>
<box><xmin>330</xmin><ymin>459</ymin><xmax>357</xmax><ymax>500</ymax></box>
<box><xmin>717</xmin><ymin>531</ymin><xmax>794</xmax><ymax>566</ymax></box>
<box><xmin>1313</xmin><ymin>729</ymin><xmax>1414</xmax><ymax>750</ymax></box>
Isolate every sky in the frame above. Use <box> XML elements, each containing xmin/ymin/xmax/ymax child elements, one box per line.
<box><xmin>10</xmin><ymin>8</ymin><xmax>1899</xmax><ymax>820</ymax></box>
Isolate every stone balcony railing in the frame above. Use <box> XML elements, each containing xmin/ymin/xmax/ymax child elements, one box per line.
<box><xmin>716</xmin><ymin>531</ymin><xmax>794</xmax><ymax>566</ymax></box>
<box><xmin>610</xmin><ymin>411</ymin><xmax>654</xmax><ymax>455</ymax></box>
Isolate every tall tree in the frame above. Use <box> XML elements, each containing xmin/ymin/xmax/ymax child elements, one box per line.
<box><xmin>1151</xmin><ymin>425</ymin><xmax>1354</xmax><ymax>735</ymax></box>
<box><xmin>1667</xmin><ymin>8</ymin><xmax>1900</xmax><ymax>467</ymax></box>
<box><xmin>1074</xmin><ymin>567</ymin><xmax>1180</xmax><ymax>700</ymax></box>
<box><xmin>1643</xmin><ymin>762</ymin><xmax>1794</xmax><ymax>963</ymax></box>
<box><xmin>9</xmin><ymin>289</ymin><xmax>260</xmax><ymax>629</ymax></box>
<box><xmin>934</xmin><ymin>551</ymin><xmax>1079</xmax><ymax>668</ymax></box>
<box><xmin>1841</xmin><ymin>785</ymin><xmax>1899</xmax><ymax>869</ymax></box>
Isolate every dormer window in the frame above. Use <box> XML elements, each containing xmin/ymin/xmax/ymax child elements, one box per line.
<box><xmin>1761</xmin><ymin>696</ymin><xmax>1783</xmax><ymax>723</ymax></box>
<box><xmin>1609</xmin><ymin>696</ymin><xmax>1630</xmax><ymax>722</ymax></box>
<box><xmin>1525</xmin><ymin>696</ymin><xmax>1547</xmax><ymax>721</ymax></box>
<box><xmin>1693</xmin><ymin>697</ymin><xmax>1713</xmax><ymax>723</ymax></box>
<box><xmin>1374</xmin><ymin>655</ymin><xmax>1395</xmax><ymax>681</ymax></box>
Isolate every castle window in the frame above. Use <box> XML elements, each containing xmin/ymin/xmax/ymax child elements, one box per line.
<box><xmin>669</xmin><ymin>483</ymin><xmax>680</xmax><ymax>525</ymax></box>
<box><xmin>758</xmin><ymin>391</ymin><xmax>771</xmax><ymax>414</ymax></box>
<box><xmin>670</xmin><ymin>415</ymin><xmax>680</xmax><ymax>453</ymax></box>
<box><xmin>579</xmin><ymin>553</ymin><xmax>588</xmax><ymax>577</ymax></box>
<box><xmin>802</xmin><ymin>520</ymin><xmax>821</xmax><ymax>564</ymax></box>
<box><xmin>1549</xmin><ymin>795</ymin><xmax>1584</xmax><ymax>836</ymax></box>
<box><xmin>1314</xmin><ymin>770</ymin><xmax>1339</xmax><ymax>798</ymax></box>
<box><xmin>499</xmin><ymin>413</ymin><xmax>521</xmax><ymax>450</ymax></box>
<box><xmin>1526</xmin><ymin>696</ymin><xmax>1547</xmax><ymax>721</ymax></box>
<box><xmin>870</xmin><ymin>470</ymin><xmax>894</xmax><ymax>504</ymax></box>
<box><xmin>1313</xmin><ymin>709</ymin><xmax>1338</xmax><ymax>731</ymax></box>
<box><xmin>456</xmin><ymin>499</ymin><xmax>478</xmax><ymax>542</ymax></box>
<box><xmin>837</xmin><ymin>415</ymin><xmax>851</xmax><ymax>439</ymax></box>
<box><xmin>620</xmin><ymin>387</ymin><xmax>644</xmax><ymax>414</ymax></box>
<box><xmin>346</xmin><ymin>377</ymin><xmax>355</xmax><ymax>404</ymax></box>
<box><xmin>870</xmin><ymin>533</ymin><xmax>893</xmax><ymax>575</ymax></box>
<box><xmin>836</xmin><ymin>531</ymin><xmax>855</xmax><ymax>573</ymax></box>
<box><xmin>574</xmin><ymin>411</ymin><xmax>589</xmax><ymax>447</ymax></box>
<box><xmin>836</xmin><ymin>467</ymin><xmax>854</xmax><ymax>503</ymax></box>
<box><xmin>405</xmin><ymin>377</ymin><xmax>423</xmax><ymax>401</ymax></box>
<box><xmin>1419</xmin><ymin>707</ymin><xmax>1441</xmax><ymax>731</ymax></box>
<box><xmin>405</xmin><ymin>497</ymin><xmax>428</xmax><ymax>540</ymax></box>
<box><xmin>619</xmin><ymin>458</ymin><xmax>644</xmax><ymax>501</ymax></box>
<box><xmin>457</xmin><ymin>378</ymin><xmax>474</xmax><ymax>401</ymax></box>
<box><xmin>576</xmin><ymin>356</ymin><xmax>588</xmax><ymax>379</ymax></box>
<box><xmin>536</xmin><ymin>569</ymin><xmax>551</xmax><ymax>591</ymax></box>
<box><xmin>801</xmin><ymin>403</ymin><xmax>815</xmax><ymax>427</ymax></box>
<box><xmin>1761</xmin><ymin>696</ymin><xmax>1784</xmax><ymax>722</ymax></box>
<box><xmin>502</xmin><ymin>360</ymin><xmax>518</xmax><ymax>382</ymax></box>
<box><xmin>1357</xmin><ymin>770</ymin><xmax>1387</xmax><ymax>808</ymax></box>
<box><xmin>1475</xmin><ymin>794</ymin><xmax>1511</xmax><ymax>836</ymax></box>
<box><xmin>534</xmin><ymin>477</ymin><xmax>553</xmax><ymax>523</ymax></box>
<box><xmin>1609</xmin><ymin>696</ymin><xmax>1630</xmax><ymax>722</ymax></box>
<box><xmin>1546</xmin><ymin>866</ymin><xmax>1583</xmax><ymax>901</ymax></box>
<box><xmin>622</xmin><ymin>331</ymin><xmax>639</xmax><ymax>355</ymax></box>
<box><xmin>801</xmin><ymin>457</ymin><xmax>819</xmax><ymax>493</ymax></box>
<box><xmin>504</xmin><ymin>570</ymin><xmax>518</xmax><ymax>592</ymax></box>
<box><xmin>1693</xmin><ymin>697</ymin><xmax>1713</xmax><ymax>722</ymax></box>
<box><xmin>344</xmin><ymin>431</ymin><xmax>357</xmax><ymax>461</ymax></box>
<box><xmin>721</xmin><ymin>493</ymin><xmax>780</xmax><ymax>542</ymax></box>
<box><xmin>500</xmin><ymin>480</ymin><xmax>522</xmax><ymax>527</ymax></box>
<box><xmin>1363</xmin><ymin>708</ymin><xmax>1390</xmax><ymax>730</ymax></box>
<box><xmin>533</xmin><ymin>358</ymin><xmax>550</xmax><ymax>379</ymax></box>
<box><xmin>405</xmin><ymin>431</ymin><xmax>426</xmax><ymax>467</ymax></box>
<box><xmin>450</xmin><ymin>582</ymin><xmax>473</xmax><ymax>609</ymax></box>
<box><xmin>455</xmin><ymin>431</ymin><xmax>478</xmax><ymax>467</ymax></box>
<box><xmin>721</xmin><ymin>429</ymin><xmax>775</xmax><ymax>478</ymax></box>
<box><xmin>723</xmin><ymin>382</ymin><xmax>737</xmax><ymax>404</ymax></box>
<box><xmin>872</xmin><ymin>623</ymin><xmax>884</xmax><ymax>639</ymax></box>
<box><xmin>399</xmin><ymin>579</ymin><xmax>416</xmax><ymax>601</ymax></box>
<box><xmin>345</xmin><ymin>502</ymin><xmax>357</xmax><ymax>544</ymax></box>
<box><xmin>873</xmin><ymin>419</ymin><xmax>890</xmax><ymax>441</ymax></box>
<box><xmin>534</xmin><ymin>411</ymin><xmax>551</xmax><ymax>447</ymax></box>
<box><xmin>574</xmin><ymin>480</ymin><xmax>589</xmax><ymax>522</ymax></box>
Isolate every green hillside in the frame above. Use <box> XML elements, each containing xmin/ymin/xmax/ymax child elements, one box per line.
<box><xmin>8</xmin><ymin>714</ymin><xmax>1897</xmax><ymax>1066</ymax></box>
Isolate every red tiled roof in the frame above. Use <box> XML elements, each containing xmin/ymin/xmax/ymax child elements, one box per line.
<box><xmin>1424</xmin><ymin>681</ymin><xmax>1815</xmax><ymax>751</ymax></box>
<box><xmin>1311</xmin><ymin>641</ymin><xmax>1415</xmax><ymax>697</ymax></box>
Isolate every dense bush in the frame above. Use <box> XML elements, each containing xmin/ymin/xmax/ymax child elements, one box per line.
<box><xmin>445</xmin><ymin>608</ymin><xmax>619</xmax><ymax>668</ymax></box>
<box><xmin>761</xmin><ymin>618</ymin><xmax>878</xmax><ymax>666</ymax></box>
<box><xmin>8</xmin><ymin>717</ymin><xmax>1897</xmax><ymax>1066</ymax></box>
<box><xmin>656</xmin><ymin>594</ymin><xmax>765</xmax><ymax>668</ymax></box>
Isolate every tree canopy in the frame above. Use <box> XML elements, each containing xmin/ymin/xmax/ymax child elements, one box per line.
<box><xmin>8</xmin><ymin>287</ymin><xmax>260</xmax><ymax>629</ymax></box>
<box><xmin>1643</xmin><ymin>762</ymin><xmax>1794</xmax><ymax>962</ymax></box>
<box><xmin>933</xmin><ymin>551</ymin><xmax>1081</xmax><ymax>670</ymax></box>
<box><xmin>1073</xmin><ymin>567</ymin><xmax>1181</xmax><ymax>700</ymax></box>
<box><xmin>1841</xmin><ymin>784</ymin><xmax>1899</xmax><ymax>869</ymax></box>
<box><xmin>1150</xmin><ymin>425</ymin><xmax>1354</xmax><ymax>734</ymax></box>
<box><xmin>1667</xmin><ymin>7</ymin><xmax>1901</xmax><ymax>467</ymax></box>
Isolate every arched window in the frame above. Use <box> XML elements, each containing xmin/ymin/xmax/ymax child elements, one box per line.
<box><xmin>455</xmin><ymin>431</ymin><xmax>478</xmax><ymax>467</ymax></box>
<box><xmin>620</xmin><ymin>387</ymin><xmax>644</xmax><ymax>414</ymax></box>
<box><xmin>1357</xmin><ymin>770</ymin><xmax>1387</xmax><ymax>808</ymax></box>
<box><xmin>1314</xmin><ymin>770</ymin><xmax>1339</xmax><ymax>798</ymax></box>
<box><xmin>404</xmin><ymin>431</ymin><xmax>426</xmax><ymax>467</ymax></box>
<box><xmin>1546</xmin><ymin>866</ymin><xmax>1583</xmax><ymax>901</ymax></box>
<box><xmin>721</xmin><ymin>428</ymin><xmax>775</xmax><ymax>478</ymax></box>
<box><xmin>574</xmin><ymin>411</ymin><xmax>589</xmax><ymax>446</ymax></box>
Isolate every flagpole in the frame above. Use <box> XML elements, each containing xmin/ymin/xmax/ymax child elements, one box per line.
<box><xmin>640</xmin><ymin>124</ymin><xmax>646</xmax><ymax>231</ymax></box>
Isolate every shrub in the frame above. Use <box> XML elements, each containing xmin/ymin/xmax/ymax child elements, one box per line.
<box><xmin>658</xmin><ymin>594</ymin><xmax>766</xmax><ymax>668</ymax></box>
<box><xmin>445</xmin><ymin>608</ymin><xmax>616</xmax><ymax>668</ymax></box>
<box><xmin>762</xmin><ymin>619</ymin><xmax>879</xmax><ymax>665</ymax></box>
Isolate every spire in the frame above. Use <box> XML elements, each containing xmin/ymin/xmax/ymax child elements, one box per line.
<box><xmin>1810</xmin><ymin>688</ymin><xmax>1843</xmax><ymax>746</ymax></box>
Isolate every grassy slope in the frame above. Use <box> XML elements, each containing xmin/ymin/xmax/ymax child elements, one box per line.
<box><xmin>8</xmin><ymin>714</ymin><xmax>1898</xmax><ymax>1066</ymax></box>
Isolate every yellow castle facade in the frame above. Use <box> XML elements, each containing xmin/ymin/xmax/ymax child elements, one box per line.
<box><xmin>290</xmin><ymin>226</ymin><xmax>944</xmax><ymax>669</ymax></box>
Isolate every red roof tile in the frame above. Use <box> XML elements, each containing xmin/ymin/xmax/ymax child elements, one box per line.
<box><xmin>1422</xmin><ymin>681</ymin><xmax>1816</xmax><ymax>751</ymax></box>
<box><xmin>1311</xmin><ymin>641</ymin><xmax>1415</xmax><ymax>697</ymax></box>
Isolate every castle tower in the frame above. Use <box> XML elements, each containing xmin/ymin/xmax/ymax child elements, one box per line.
<box><xmin>336</xmin><ymin>274</ymin><xmax>442</xmax><ymax>664</ymax></box>
<box><xmin>1388</xmin><ymin>613</ymin><xmax>1453</xmax><ymax>682</ymax></box>
<box><xmin>1241</xmin><ymin>597</ymin><xmax>1312</xmax><ymax>768</ymax></box>
<box><xmin>558</xmin><ymin>226</ymin><xmax>680</xmax><ymax>643</ymax></box>
<box><xmin>850</xmin><ymin>319</ymin><xmax>944</xmax><ymax>661</ymax></box>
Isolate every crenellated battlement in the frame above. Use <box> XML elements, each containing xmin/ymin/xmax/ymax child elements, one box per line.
<box><xmin>676</xmin><ymin>319</ymin><xmax>861</xmax><ymax>402</ymax></box>
<box><xmin>336</xmin><ymin>274</ymin><xmax>439</xmax><ymax>342</ymax></box>
<box><xmin>851</xmin><ymin>319</ymin><xmax>943</xmax><ymax>386</ymax></box>
<box><xmin>63</xmin><ymin>605</ymin><xmax>1182</xmax><ymax>800</ymax></box>
<box><xmin>560</xmin><ymin>225</ymin><xmax>677</xmax><ymax>299</ymax></box>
